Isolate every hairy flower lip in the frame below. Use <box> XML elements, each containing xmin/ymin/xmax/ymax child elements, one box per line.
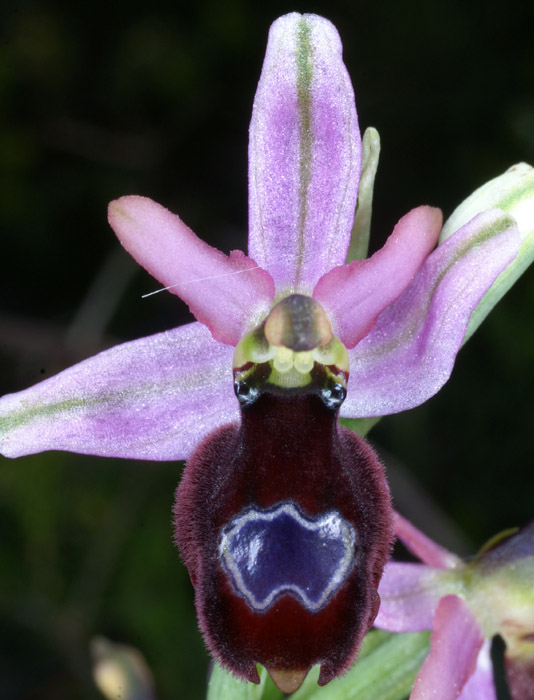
<box><xmin>174</xmin><ymin>388</ymin><xmax>394</xmax><ymax>689</ymax></box>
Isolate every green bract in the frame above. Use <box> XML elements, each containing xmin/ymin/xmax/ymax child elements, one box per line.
<box><xmin>441</xmin><ymin>162</ymin><xmax>534</xmax><ymax>342</ymax></box>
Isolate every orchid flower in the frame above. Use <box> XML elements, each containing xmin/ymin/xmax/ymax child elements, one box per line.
<box><xmin>0</xmin><ymin>14</ymin><xmax>526</xmax><ymax>462</ymax></box>
<box><xmin>0</xmin><ymin>10</ymin><xmax>531</xmax><ymax>695</ymax></box>
<box><xmin>375</xmin><ymin>513</ymin><xmax>534</xmax><ymax>700</ymax></box>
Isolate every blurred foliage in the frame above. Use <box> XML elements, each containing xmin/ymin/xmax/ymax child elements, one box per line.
<box><xmin>207</xmin><ymin>631</ymin><xmax>430</xmax><ymax>700</ymax></box>
<box><xmin>0</xmin><ymin>0</ymin><xmax>533</xmax><ymax>698</ymax></box>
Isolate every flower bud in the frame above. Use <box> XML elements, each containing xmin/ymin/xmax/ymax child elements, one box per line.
<box><xmin>91</xmin><ymin>636</ymin><xmax>155</xmax><ymax>700</ymax></box>
<box><xmin>440</xmin><ymin>163</ymin><xmax>534</xmax><ymax>342</ymax></box>
<box><xmin>440</xmin><ymin>163</ymin><xmax>534</xmax><ymax>243</ymax></box>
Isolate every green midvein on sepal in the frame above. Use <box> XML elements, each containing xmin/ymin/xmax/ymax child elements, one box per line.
<box><xmin>294</xmin><ymin>17</ymin><xmax>313</xmax><ymax>288</ymax></box>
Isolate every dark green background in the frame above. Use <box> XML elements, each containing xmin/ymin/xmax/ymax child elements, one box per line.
<box><xmin>0</xmin><ymin>0</ymin><xmax>533</xmax><ymax>698</ymax></box>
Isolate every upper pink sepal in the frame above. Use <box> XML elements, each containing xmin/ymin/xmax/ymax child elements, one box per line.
<box><xmin>248</xmin><ymin>13</ymin><xmax>361</xmax><ymax>293</ymax></box>
<box><xmin>109</xmin><ymin>196</ymin><xmax>275</xmax><ymax>345</ymax></box>
<box><xmin>0</xmin><ymin>322</ymin><xmax>238</xmax><ymax>461</ymax></box>
<box><xmin>341</xmin><ymin>209</ymin><xmax>521</xmax><ymax>417</ymax></box>
<box><xmin>411</xmin><ymin>595</ymin><xmax>484</xmax><ymax>700</ymax></box>
<box><xmin>313</xmin><ymin>206</ymin><xmax>442</xmax><ymax>348</ymax></box>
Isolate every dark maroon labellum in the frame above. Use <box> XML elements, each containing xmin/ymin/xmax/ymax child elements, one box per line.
<box><xmin>174</xmin><ymin>391</ymin><xmax>393</xmax><ymax>691</ymax></box>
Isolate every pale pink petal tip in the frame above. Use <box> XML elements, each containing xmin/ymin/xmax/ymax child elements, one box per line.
<box><xmin>314</xmin><ymin>206</ymin><xmax>442</xmax><ymax>348</ymax></box>
<box><xmin>109</xmin><ymin>196</ymin><xmax>275</xmax><ymax>345</ymax></box>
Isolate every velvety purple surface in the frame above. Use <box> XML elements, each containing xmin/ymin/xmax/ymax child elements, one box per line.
<box><xmin>0</xmin><ymin>322</ymin><xmax>238</xmax><ymax>460</ymax></box>
<box><xmin>248</xmin><ymin>13</ymin><xmax>361</xmax><ymax>293</ymax></box>
<box><xmin>411</xmin><ymin>595</ymin><xmax>484</xmax><ymax>700</ymax></box>
<box><xmin>314</xmin><ymin>206</ymin><xmax>442</xmax><ymax>348</ymax></box>
<box><xmin>175</xmin><ymin>393</ymin><xmax>393</xmax><ymax>685</ymax></box>
<box><xmin>341</xmin><ymin>209</ymin><xmax>521</xmax><ymax>417</ymax></box>
<box><xmin>109</xmin><ymin>195</ymin><xmax>275</xmax><ymax>345</ymax></box>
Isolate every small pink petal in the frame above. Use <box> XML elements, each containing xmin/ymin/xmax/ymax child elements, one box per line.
<box><xmin>314</xmin><ymin>206</ymin><xmax>442</xmax><ymax>348</ymax></box>
<box><xmin>411</xmin><ymin>595</ymin><xmax>484</xmax><ymax>700</ymax></box>
<box><xmin>109</xmin><ymin>196</ymin><xmax>275</xmax><ymax>345</ymax></box>
<box><xmin>375</xmin><ymin>562</ymin><xmax>448</xmax><ymax>632</ymax></box>
<box><xmin>0</xmin><ymin>322</ymin><xmax>238</xmax><ymax>461</ymax></box>
<box><xmin>341</xmin><ymin>209</ymin><xmax>521</xmax><ymax>417</ymax></box>
<box><xmin>248</xmin><ymin>13</ymin><xmax>361</xmax><ymax>292</ymax></box>
<box><xmin>394</xmin><ymin>512</ymin><xmax>463</xmax><ymax>570</ymax></box>
<box><xmin>459</xmin><ymin>641</ymin><xmax>497</xmax><ymax>700</ymax></box>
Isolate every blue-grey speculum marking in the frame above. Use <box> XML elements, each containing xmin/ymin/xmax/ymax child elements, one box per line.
<box><xmin>218</xmin><ymin>502</ymin><xmax>357</xmax><ymax>612</ymax></box>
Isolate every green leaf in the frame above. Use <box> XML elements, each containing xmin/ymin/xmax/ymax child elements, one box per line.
<box><xmin>291</xmin><ymin>630</ymin><xmax>430</xmax><ymax>700</ymax></box>
<box><xmin>207</xmin><ymin>664</ymin><xmax>284</xmax><ymax>700</ymax></box>
<box><xmin>347</xmin><ymin>127</ymin><xmax>381</xmax><ymax>263</ymax></box>
<box><xmin>339</xmin><ymin>416</ymin><xmax>381</xmax><ymax>437</ymax></box>
<box><xmin>206</xmin><ymin>631</ymin><xmax>429</xmax><ymax>700</ymax></box>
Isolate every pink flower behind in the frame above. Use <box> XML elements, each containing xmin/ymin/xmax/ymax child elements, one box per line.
<box><xmin>376</xmin><ymin>513</ymin><xmax>534</xmax><ymax>700</ymax></box>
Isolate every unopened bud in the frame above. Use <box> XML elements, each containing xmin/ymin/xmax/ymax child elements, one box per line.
<box><xmin>440</xmin><ymin>163</ymin><xmax>534</xmax><ymax>342</ymax></box>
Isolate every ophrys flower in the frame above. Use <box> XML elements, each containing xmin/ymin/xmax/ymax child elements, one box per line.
<box><xmin>0</xmin><ymin>10</ymin><xmax>528</xmax><ymax>695</ymax></box>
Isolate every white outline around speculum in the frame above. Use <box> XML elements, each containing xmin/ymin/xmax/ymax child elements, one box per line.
<box><xmin>218</xmin><ymin>501</ymin><xmax>357</xmax><ymax>613</ymax></box>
